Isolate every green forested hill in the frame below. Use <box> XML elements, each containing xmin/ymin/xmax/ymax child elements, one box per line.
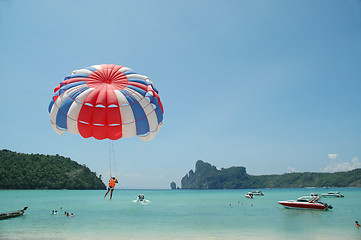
<box><xmin>181</xmin><ymin>160</ymin><xmax>361</xmax><ymax>189</ymax></box>
<box><xmin>0</xmin><ymin>149</ymin><xmax>106</xmax><ymax>190</ymax></box>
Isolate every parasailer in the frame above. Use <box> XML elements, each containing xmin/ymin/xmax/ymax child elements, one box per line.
<box><xmin>104</xmin><ymin>177</ymin><xmax>118</xmax><ymax>201</ymax></box>
<box><xmin>48</xmin><ymin>64</ymin><xmax>164</xmax><ymax>199</ymax></box>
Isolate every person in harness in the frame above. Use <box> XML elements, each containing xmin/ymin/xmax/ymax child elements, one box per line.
<box><xmin>104</xmin><ymin>177</ymin><xmax>118</xmax><ymax>201</ymax></box>
<box><xmin>137</xmin><ymin>194</ymin><xmax>145</xmax><ymax>202</ymax></box>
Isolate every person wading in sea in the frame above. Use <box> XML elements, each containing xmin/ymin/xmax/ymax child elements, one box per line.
<box><xmin>104</xmin><ymin>177</ymin><xmax>118</xmax><ymax>201</ymax></box>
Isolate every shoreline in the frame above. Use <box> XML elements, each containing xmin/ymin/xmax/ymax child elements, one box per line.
<box><xmin>1</xmin><ymin>229</ymin><xmax>360</xmax><ymax>240</ymax></box>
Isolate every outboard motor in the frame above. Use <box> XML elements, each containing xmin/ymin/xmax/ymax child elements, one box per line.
<box><xmin>324</xmin><ymin>203</ymin><xmax>333</xmax><ymax>210</ymax></box>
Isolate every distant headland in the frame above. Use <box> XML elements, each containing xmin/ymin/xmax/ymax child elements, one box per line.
<box><xmin>177</xmin><ymin>160</ymin><xmax>361</xmax><ymax>189</ymax></box>
<box><xmin>0</xmin><ymin>149</ymin><xmax>106</xmax><ymax>190</ymax></box>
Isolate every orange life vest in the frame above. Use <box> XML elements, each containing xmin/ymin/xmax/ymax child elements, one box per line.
<box><xmin>109</xmin><ymin>179</ymin><xmax>116</xmax><ymax>188</ymax></box>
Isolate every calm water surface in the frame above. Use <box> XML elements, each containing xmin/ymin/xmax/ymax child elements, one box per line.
<box><xmin>0</xmin><ymin>188</ymin><xmax>360</xmax><ymax>239</ymax></box>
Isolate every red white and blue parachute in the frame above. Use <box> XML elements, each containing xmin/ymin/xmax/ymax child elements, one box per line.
<box><xmin>48</xmin><ymin>64</ymin><xmax>164</xmax><ymax>141</ymax></box>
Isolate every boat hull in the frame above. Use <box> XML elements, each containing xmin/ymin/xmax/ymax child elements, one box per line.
<box><xmin>0</xmin><ymin>207</ymin><xmax>28</xmax><ymax>220</ymax></box>
<box><xmin>321</xmin><ymin>194</ymin><xmax>344</xmax><ymax>198</ymax></box>
<box><xmin>0</xmin><ymin>212</ymin><xmax>24</xmax><ymax>220</ymax></box>
<box><xmin>278</xmin><ymin>201</ymin><xmax>328</xmax><ymax>210</ymax></box>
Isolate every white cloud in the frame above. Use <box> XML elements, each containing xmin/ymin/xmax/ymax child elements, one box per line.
<box><xmin>323</xmin><ymin>156</ymin><xmax>361</xmax><ymax>173</ymax></box>
<box><xmin>328</xmin><ymin>154</ymin><xmax>339</xmax><ymax>160</ymax></box>
<box><xmin>288</xmin><ymin>167</ymin><xmax>296</xmax><ymax>172</ymax></box>
<box><xmin>352</xmin><ymin>157</ymin><xmax>360</xmax><ymax>165</ymax></box>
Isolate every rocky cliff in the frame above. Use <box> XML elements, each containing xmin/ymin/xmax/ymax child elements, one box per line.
<box><xmin>181</xmin><ymin>160</ymin><xmax>251</xmax><ymax>189</ymax></box>
<box><xmin>180</xmin><ymin>160</ymin><xmax>361</xmax><ymax>189</ymax></box>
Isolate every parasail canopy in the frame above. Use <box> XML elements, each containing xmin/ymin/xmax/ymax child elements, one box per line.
<box><xmin>48</xmin><ymin>64</ymin><xmax>164</xmax><ymax>141</ymax></box>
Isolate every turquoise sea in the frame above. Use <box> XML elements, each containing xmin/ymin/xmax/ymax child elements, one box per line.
<box><xmin>1</xmin><ymin>188</ymin><xmax>360</xmax><ymax>239</ymax></box>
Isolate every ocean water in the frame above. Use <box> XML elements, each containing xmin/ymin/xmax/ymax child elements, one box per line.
<box><xmin>0</xmin><ymin>188</ymin><xmax>360</xmax><ymax>239</ymax></box>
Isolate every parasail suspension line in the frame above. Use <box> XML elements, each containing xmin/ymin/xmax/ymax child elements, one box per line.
<box><xmin>108</xmin><ymin>140</ymin><xmax>119</xmax><ymax>178</ymax></box>
<box><xmin>111</xmin><ymin>141</ymin><xmax>118</xmax><ymax>176</ymax></box>
<box><xmin>108</xmin><ymin>140</ymin><xmax>112</xmax><ymax>178</ymax></box>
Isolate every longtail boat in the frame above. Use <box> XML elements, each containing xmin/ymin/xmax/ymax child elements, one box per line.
<box><xmin>0</xmin><ymin>206</ymin><xmax>28</xmax><ymax>220</ymax></box>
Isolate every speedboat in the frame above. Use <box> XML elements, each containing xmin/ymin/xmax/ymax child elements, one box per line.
<box><xmin>250</xmin><ymin>190</ymin><xmax>264</xmax><ymax>196</ymax></box>
<box><xmin>245</xmin><ymin>193</ymin><xmax>254</xmax><ymax>198</ymax></box>
<box><xmin>0</xmin><ymin>206</ymin><xmax>28</xmax><ymax>220</ymax></box>
<box><xmin>278</xmin><ymin>197</ymin><xmax>332</xmax><ymax>210</ymax></box>
<box><xmin>321</xmin><ymin>191</ymin><xmax>344</xmax><ymax>198</ymax></box>
<box><xmin>133</xmin><ymin>194</ymin><xmax>150</xmax><ymax>205</ymax></box>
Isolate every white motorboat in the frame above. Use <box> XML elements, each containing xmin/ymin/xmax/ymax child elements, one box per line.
<box><xmin>133</xmin><ymin>194</ymin><xmax>151</xmax><ymax>204</ymax></box>
<box><xmin>321</xmin><ymin>191</ymin><xmax>344</xmax><ymax>198</ymax></box>
<box><xmin>245</xmin><ymin>193</ymin><xmax>254</xmax><ymax>198</ymax></box>
<box><xmin>250</xmin><ymin>190</ymin><xmax>264</xmax><ymax>196</ymax></box>
<box><xmin>278</xmin><ymin>196</ymin><xmax>332</xmax><ymax>210</ymax></box>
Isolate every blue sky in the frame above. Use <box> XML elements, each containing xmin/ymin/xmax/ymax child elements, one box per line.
<box><xmin>1</xmin><ymin>0</ymin><xmax>360</xmax><ymax>189</ymax></box>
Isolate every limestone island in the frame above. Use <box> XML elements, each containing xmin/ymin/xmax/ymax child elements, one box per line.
<box><xmin>178</xmin><ymin>160</ymin><xmax>361</xmax><ymax>189</ymax></box>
